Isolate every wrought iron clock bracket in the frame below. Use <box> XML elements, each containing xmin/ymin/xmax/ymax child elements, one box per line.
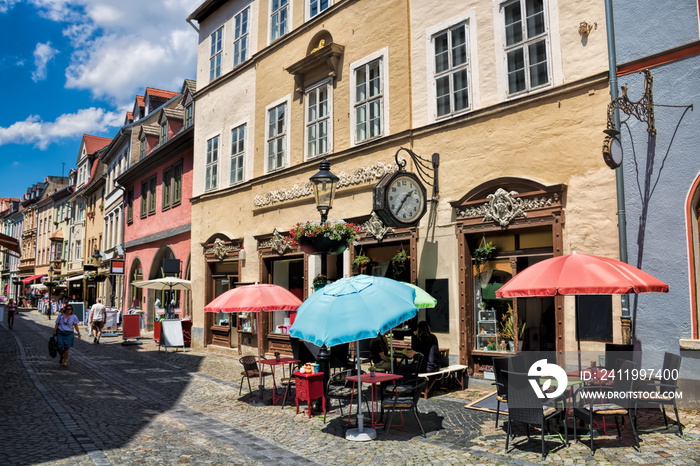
<box><xmin>605</xmin><ymin>69</ymin><xmax>656</xmax><ymax>136</ymax></box>
<box><xmin>394</xmin><ymin>147</ymin><xmax>440</xmax><ymax>202</ymax></box>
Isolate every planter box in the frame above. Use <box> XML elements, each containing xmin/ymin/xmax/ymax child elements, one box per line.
<box><xmin>297</xmin><ymin>236</ymin><xmax>348</xmax><ymax>255</ymax></box>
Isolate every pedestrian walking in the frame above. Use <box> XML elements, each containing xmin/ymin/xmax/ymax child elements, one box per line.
<box><xmin>89</xmin><ymin>298</ymin><xmax>106</xmax><ymax>344</ymax></box>
<box><xmin>7</xmin><ymin>298</ymin><xmax>18</xmax><ymax>329</ymax></box>
<box><xmin>53</xmin><ymin>305</ymin><xmax>81</xmax><ymax>367</ymax></box>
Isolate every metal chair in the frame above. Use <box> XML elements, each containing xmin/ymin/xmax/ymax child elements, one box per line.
<box><xmin>635</xmin><ymin>352</ymin><xmax>682</xmax><ymax>435</ymax></box>
<box><xmin>573</xmin><ymin>360</ymin><xmax>640</xmax><ymax>455</ymax></box>
<box><xmin>280</xmin><ymin>361</ymin><xmax>302</xmax><ymax>409</ymax></box>
<box><xmin>238</xmin><ymin>355</ymin><xmax>271</xmax><ymax>396</ymax></box>
<box><xmin>504</xmin><ymin>370</ymin><xmax>568</xmax><ymax>460</ymax></box>
<box><xmin>323</xmin><ymin>368</ymin><xmax>369</xmax><ymax>423</ymax></box>
<box><xmin>492</xmin><ymin>356</ymin><xmax>510</xmax><ymax>429</ymax></box>
<box><xmin>382</xmin><ymin>380</ymin><xmax>428</xmax><ymax>437</ymax></box>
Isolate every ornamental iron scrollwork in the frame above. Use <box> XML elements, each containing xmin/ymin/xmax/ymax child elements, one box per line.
<box><xmin>361</xmin><ymin>212</ymin><xmax>393</xmax><ymax>241</ymax></box>
<box><xmin>606</xmin><ymin>69</ymin><xmax>655</xmax><ymax>136</ymax></box>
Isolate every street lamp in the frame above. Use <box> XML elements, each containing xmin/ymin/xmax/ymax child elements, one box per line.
<box><xmin>308</xmin><ymin>158</ymin><xmax>338</xmax><ymax>395</ymax></box>
<box><xmin>12</xmin><ymin>277</ymin><xmax>21</xmax><ymax>302</ymax></box>
<box><xmin>46</xmin><ymin>266</ymin><xmax>54</xmax><ymax>320</ymax></box>
<box><xmin>309</xmin><ymin>158</ymin><xmax>339</xmax><ymax>223</ymax></box>
<box><xmin>92</xmin><ymin>249</ymin><xmax>102</xmax><ymax>263</ymax></box>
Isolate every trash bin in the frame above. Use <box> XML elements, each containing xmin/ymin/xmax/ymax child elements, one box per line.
<box><xmin>154</xmin><ymin>319</ymin><xmax>162</xmax><ymax>344</ymax></box>
<box><xmin>181</xmin><ymin>319</ymin><xmax>193</xmax><ymax>347</ymax></box>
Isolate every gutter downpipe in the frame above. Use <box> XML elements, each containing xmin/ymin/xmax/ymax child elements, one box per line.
<box><xmin>605</xmin><ymin>0</ymin><xmax>631</xmax><ymax>340</ymax></box>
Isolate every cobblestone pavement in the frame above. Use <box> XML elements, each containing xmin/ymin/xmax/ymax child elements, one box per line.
<box><xmin>2</xmin><ymin>309</ymin><xmax>699</xmax><ymax>465</ymax></box>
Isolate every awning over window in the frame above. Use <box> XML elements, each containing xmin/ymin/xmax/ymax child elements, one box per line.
<box><xmin>22</xmin><ymin>274</ymin><xmax>45</xmax><ymax>283</ymax></box>
<box><xmin>66</xmin><ymin>275</ymin><xmax>85</xmax><ymax>282</ymax></box>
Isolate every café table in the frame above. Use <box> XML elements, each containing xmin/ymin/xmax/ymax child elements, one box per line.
<box><xmin>258</xmin><ymin>357</ymin><xmax>301</xmax><ymax>404</ymax></box>
<box><xmin>346</xmin><ymin>372</ymin><xmax>403</xmax><ymax>429</ymax></box>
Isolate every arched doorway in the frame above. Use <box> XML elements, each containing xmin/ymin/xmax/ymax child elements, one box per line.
<box><xmin>128</xmin><ymin>259</ymin><xmax>143</xmax><ymax>310</ymax></box>
<box><xmin>452</xmin><ymin>178</ymin><xmax>565</xmax><ymax>376</ymax></box>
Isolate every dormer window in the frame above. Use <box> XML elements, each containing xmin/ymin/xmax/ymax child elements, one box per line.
<box><xmin>185</xmin><ymin>104</ymin><xmax>193</xmax><ymax>128</ymax></box>
<box><xmin>139</xmin><ymin>138</ymin><xmax>146</xmax><ymax>159</ymax></box>
<box><xmin>160</xmin><ymin>121</ymin><xmax>168</xmax><ymax>144</ymax></box>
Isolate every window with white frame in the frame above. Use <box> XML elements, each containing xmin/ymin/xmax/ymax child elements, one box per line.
<box><xmin>266</xmin><ymin>103</ymin><xmax>287</xmax><ymax>171</ymax></box>
<box><xmin>270</xmin><ymin>0</ymin><xmax>289</xmax><ymax>42</ymax></box>
<box><xmin>233</xmin><ymin>8</ymin><xmax>249</xmax><ymax>67</ymax></box>
<box><xmin>433</xmin><ymin>22</ymin><xmax>470</xmax><ymax>117</ymax></box>
<box><xmin>210</xmin><ymin>26</ymin><xmax>223</xmax><ymax>81</ymax></box>
<box><xmin>305</xmin><ymin>82</ymin><xmax>331</xmax><ymax>158</ymax></box>
<box><xmin>230</xmin><ymin>124</ymin><xmax>246</xmax><ymax>184</ymax></box>
<box><xmin>309</xmin><ymin>0</ymin><xmax>329</xmax><ymax>18</ymax></box>
<box><xmin>185</xmin><ymin>103</ymin><xmax>193</xmax><ymax>128</ymax></box>
<box><xmin>353</xmin><ymin>57</ymin><xmax>384</xmax><ymax>143</ymax></box>
<box><xmin>205</xmin><ymin>135</ymin><xmax>220</xmax><ymax>191</ymax></box>
<box><xmin>503</xmin><ymin>0</ymin><xmax>549</xmax><ymax>95</ymax></box>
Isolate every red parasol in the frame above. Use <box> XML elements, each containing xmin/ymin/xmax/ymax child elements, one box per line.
<box><xmin>496</xmin><ymin>253</ymin><xmax>669</xmax><ymax>298</ymax></box>
<box><xmin>203</xmin><ymin>283</ymin><xmax>302</xmax><ymax>403</ymax></box>
<box><xmin>203</xmin><ymin>283</ymin><xmax>302</xmax><ymax>313</ymax></box>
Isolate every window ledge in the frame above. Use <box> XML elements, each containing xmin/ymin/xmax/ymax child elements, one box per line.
<box><xmin>679</xmin><ymin>339</ymin><xmax>700</xmax><ymax>350</ymax></box>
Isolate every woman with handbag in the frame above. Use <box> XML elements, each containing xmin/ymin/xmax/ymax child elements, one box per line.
<box><xmin>53</xmin><ymin>304</ymin><xmax>81</xmax><ymax>367</ymax></box>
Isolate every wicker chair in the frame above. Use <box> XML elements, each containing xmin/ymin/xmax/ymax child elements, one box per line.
<box><xmin>504</xmin><ymin>370</ymin><xmax>568</xmax><ymax>460</ymax></box>
<box><xmin>238</xmin><ymin>355</ymin><xmax>271</xmax><ymax>396</ymax></box>
<box><xmin>382</xmin><ymin>380</ymin><xmax>428</xmax><ymax>437</ymax></box>
<box><xmin>492</xmin><ymin>357</ymin><xmax>510</xmax><ymax>429</ymax></box>
<box><xmin>323</xmin><ymin>369</ymin><xmax>369</xmax><ymax>423</ymax></box>
<box><xmin>573</xmin><ymin>360</ymin><xmax>640</xmax><ymax>455</ymax></box>
<box><xmin>634</xmin><ymin>352</ymin><xmax>682</xmax><ymax>435</ymax></box>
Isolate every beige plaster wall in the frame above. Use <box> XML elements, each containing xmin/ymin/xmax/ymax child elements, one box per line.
<box><xmin>252</xmin><ymin>0</ymin><xmax>411</xmax><ymax>173</ymax></box>
<box><xmin>409</xmin><ymin>0</ymin><xmax>608</xmax><ymax>128</ymax></box>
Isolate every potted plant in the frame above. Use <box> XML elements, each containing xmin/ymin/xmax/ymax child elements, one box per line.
<box><xmin>473</xmin><ymin>241</ymin><xmax>496</xmax><ymax>265</ymax></box>
<box><xmin>352</xmin><ymin>249</ymin><xmax>372</xmax><ymax>272</ymax></box>
<box><xmin>312</xmin><ymin>274</ymin><xmax>327</xmax><ymax>290</ymax></box>
<box><xmin>287</xmin><ymin>220</ymin><xmax>361</xmax><ymax>255</ymax></box>
<box><xmin>84</xmin><ymin>272</ymin><xmax>97</xmax><ymax>281</ymax></box>
<box><xmin>368</xmin><ymin>365</ymin><xmax>377</xmax><ymax>377</ymax></box>
<box><xmin>391</xmin><ymin>249</ymin><xmax>409</xmax><ymax>278</ymax></box>
<box><xmin>483</xmin><ymin>365</ymin><xmax>495</xmax><ymax>380</ymax></box>
<box><xmin>87</xmin><ymin>211</ymin><xmax>95</xmax><ymax>220</ymax></box>
<box><xmin>499</xmin><ymin>304</ymin><xmax>526</xmax><ymax>351</ymax></box>
<box><xmin>95</xmin><ymin>271</ymin><xmax>109</xmax><ymax>282</ymax></box>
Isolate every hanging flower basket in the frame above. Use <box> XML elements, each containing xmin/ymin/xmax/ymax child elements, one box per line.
<box><xmin>95</xmin><ymin>272</ymin><xmax>109</xmax><ymax>282</ymax></box>
<box><xmin>287</xmin><ymin>220</ymin><xmax>361</xmax><ymax>256</ymax></box>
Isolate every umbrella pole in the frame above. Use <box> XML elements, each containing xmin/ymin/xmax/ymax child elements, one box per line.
<box><xmin>257</xmin><ymin>311</ymin><xmax>265</xmax><ymax>403</ymax></box>
<box><xmin>390</xmin><ymin>331</ymin><xmax>394</xmax><ymax>374</ymax></box>
<box><xmin>576</xmin><ymin>296</ymin><xmax>582</xmax><ymax>373</ymax></box>
<box><xmin>345</xmin><ymin>339</ymin><xmax>376</xmax><ymax>441</ymax></box>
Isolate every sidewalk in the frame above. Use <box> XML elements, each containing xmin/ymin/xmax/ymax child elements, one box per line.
<box><xmin>5</xmin><ymin>308</ymin><xmax>700</xmax><ymax>465</ymax></box>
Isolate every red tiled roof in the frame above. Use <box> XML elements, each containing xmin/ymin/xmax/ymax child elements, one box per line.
<box><xmin>83</xmin><ymin>134</ymin><xmax>112</xmax><ymax>155</ymax></box>
<box><xmin>136</xmin><ymin>95</ymin><xmax>145</xmax><ymax>107</ymax></box>
<box><xmin>126</xmin><ymin>111</ymin><xmax>133</xmax><ymax>120</ymax></box>
<box><xmin>145</xmin><ymin>87</ymin><xmax>178</xmax><ymax>99</ymax></box>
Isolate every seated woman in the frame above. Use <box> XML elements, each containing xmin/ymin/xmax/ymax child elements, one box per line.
<box><xmin>410</xmin><ymin>321</ymin><xmax>441</xmax><ymax>373</ymax></box>
<box><xmin>369</xmin><ymin>333</ymin><xmax>392</xmax><ymax>371</ymax></box>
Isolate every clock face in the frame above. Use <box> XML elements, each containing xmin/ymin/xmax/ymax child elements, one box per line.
<box><xmin>387</xmin><ymin>174</ymin><xmax>426</xmax><ymax>224</ymax></box>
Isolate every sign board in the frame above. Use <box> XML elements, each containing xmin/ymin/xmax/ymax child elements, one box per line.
<box><xmin>110</xmin><ymin>259</ymin><xmax>125</xmax><ymax>275</ymax></box>
<box><xmin>160</xmin><ymin>319</ymin><xmax>185</xmax><ymax>352</ymax></box>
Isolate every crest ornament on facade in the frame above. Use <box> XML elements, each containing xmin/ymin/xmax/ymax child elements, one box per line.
<box><xmin>362</xmin><ymin>212</ymin><xmax>393</xmax><ymax>241</ymax></box>
<box><xmin>205</xmin><ymin>238</ymin><xmax>236</xmax><ymax>261</ymax></box>
<box><xmin>483</xmin><ymin>188</ymin><xmax>527</xmax><ymax>228</ymax></box>
<box><xmin>266</xmin><ymin>229</ymin><xmax>291</xmax><ymax>255</ymax></box>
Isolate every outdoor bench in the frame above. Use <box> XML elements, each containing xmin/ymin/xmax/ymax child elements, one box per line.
<box><xmin>418</xmin><ymin>364</ymin><xmax>468</xmax><ymax>398</ymax></box>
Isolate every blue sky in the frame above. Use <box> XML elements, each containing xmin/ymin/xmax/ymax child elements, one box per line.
<box><xmin>0</xmin><ymin>0</ymin><xmax>201</xmax><ymax>199</ymax></box>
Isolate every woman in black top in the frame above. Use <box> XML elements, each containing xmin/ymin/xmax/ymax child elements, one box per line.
<box><xmin>411</xmin><ymin>321</ymin><xmax>440</xmax><ymax>373</ymax></box>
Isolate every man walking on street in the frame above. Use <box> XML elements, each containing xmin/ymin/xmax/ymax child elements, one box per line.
<box><xmin>89</xmin><ymin>299</ymin><xmax>106</xmax><ymax>344</ymax></box>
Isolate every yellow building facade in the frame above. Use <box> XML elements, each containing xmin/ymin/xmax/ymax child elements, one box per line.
<box><xmin>188</xmin><ymin>0</ymin><xmax>619</xmax><ymax>374</ymax></box>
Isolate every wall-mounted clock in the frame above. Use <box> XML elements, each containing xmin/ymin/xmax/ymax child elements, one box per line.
<box><xmin>373</xmin><ymin>171</ymin><xmax>427</xmax><ymax>227</ymax></box>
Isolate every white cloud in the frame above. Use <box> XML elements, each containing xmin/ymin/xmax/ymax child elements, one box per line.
<box><xmin>25</xmin><ymin>0</ymin><xmax>201</xmax><ymax>105</ymax></box>
<box><xmin>0</xmin><ymin>108</ymin><xmax>121</xmax><ymax>149</ymax></box>
<box><xmin>31</xmin><ymin>42</ymin><xmax>59</xmax><ymax>82</ymax></box>
<box><xmin>0</xmin><ymin>0</ymin><xmax>22</xmax><ymax>14</ymax></box>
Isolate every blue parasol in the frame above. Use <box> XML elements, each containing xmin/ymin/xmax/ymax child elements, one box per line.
<box><xmin>290</xmin><ymin>274</ymin><xmax>417</xmax><ymax>441</ymax></box>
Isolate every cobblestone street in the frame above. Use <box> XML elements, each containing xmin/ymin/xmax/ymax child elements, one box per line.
<box><xmin>2</xmin><ymin>309</ymin><xmax>699</xmax><ymax>465</ymax></box>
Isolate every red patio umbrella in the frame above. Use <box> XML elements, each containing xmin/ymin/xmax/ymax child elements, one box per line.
<box><xmin>495</xmin><ymin>253</ymin><xmax>669</xmax><ymax>298</ymax></box>
<box><xmin>204</xmin><ymin>284</ymin><xmax>302</xmax><ymax>402</ymax></box>
<box><xmin>495</xmin><ymin>252</ymin><xmax>668</xmax><ymax>370</ymax></box>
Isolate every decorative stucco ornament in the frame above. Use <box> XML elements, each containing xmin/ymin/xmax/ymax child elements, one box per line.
<box><xmin>267</xmin><ymin>229</ymin><xmax>291</xmax><ymax>255</ymax></box>
<box><xmin>482</xmin><ymin>188</ymin><xmax>527</xmax><ymax>228</ymax></box>
<box><xmin>205</xmin><ymin>238</ymin><xmax>235</xmax><ymax>261</ymax></box>
<box><xmin>361</xmin><ymin>212</ymin><xmax>394</xmax><ymax>242</ymax></box>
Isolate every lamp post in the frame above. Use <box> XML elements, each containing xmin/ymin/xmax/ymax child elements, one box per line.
<box><xmin>92</xmin><ymin>249</ymin><xmax>102</xmax><ymax>306</ymax></box>
<box><xmin>46</xmin><ymin>266</ymin><xmax>54</xmax><ymax>320</ymax></box>
<box><xmin>12</xmin><ymin>277</ymin><xmax>21</xmax><ymax>302</ymax></box>
<box><xmin>309</xmin><ymin>158</ymin><xmax>339</xmax><ymax>393</ymax></box>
